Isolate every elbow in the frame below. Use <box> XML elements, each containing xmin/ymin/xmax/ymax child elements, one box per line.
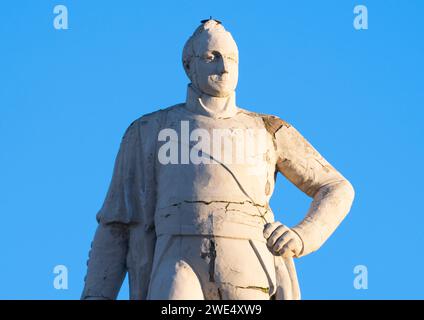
<box><xmin>345</xmin><ymin>180</ymin><xmax>355</xmax><ymax>205</ymax></box>
<box><xmin>315</xmin><ymin>177</ymin><xmax>355</xmax><ymax>202</ymax></box>
<box><xmin>315</xmin><ymin>178</ymin><xmax>355</xmax><ymax>210</ymax></box>
<box><xmin>334</xmin><ymin>178</ymin><xmax>355</xmax><ymax>217</ymax></box>
<box><xmin>343</xmin><ymin>179</ymin><xmax>355</xmax><ymax>205</ymax></box>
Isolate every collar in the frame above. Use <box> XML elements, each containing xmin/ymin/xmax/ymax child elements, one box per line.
<box><xmin>183</xmin><ymin>84</ymin><xmax>238</xmax><ymax>119</ymax></box>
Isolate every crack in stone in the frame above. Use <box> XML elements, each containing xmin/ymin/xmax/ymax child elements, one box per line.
<box><xmin>245</xmin><ymin>286</ymin><xmax>270</xmax><ymax>293</ymax></box>
<box><xmin>208</xmin><ymin>239</ymin><xmax>216</xmax><ymax>282</ymax></box>
<box><xmin>165</xmin><ymin>199</ymin><xmax>268</xmax><ymax>208</ymax></box>
<box><xmin>217</xmin><ymin>287</ymin><xmax>223</xmax><ymax>299</ymax></box>
<box><xmin>162</xmin><ymin>200</ymin><xmax>271</xmax><ymax>223</ymax></box>
<box><xmin>200</xmin><ymin>238</ymin><xmax>217</xmax><ymax>283</ymax></box>
<box><xmin>219</xmin><ymin>281</ymin><xmax>270</xmax><ymax>294</ymax></box>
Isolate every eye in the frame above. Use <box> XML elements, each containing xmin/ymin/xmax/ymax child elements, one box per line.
<box><xmin>203</xmin><ymin>52</ymin><xmax>216</xmax><ymax>62</ymax></box>
<box><xmin>203</xmin><ymin>51</ymin><xmax>221</xmax><ymax>63</ymax></box>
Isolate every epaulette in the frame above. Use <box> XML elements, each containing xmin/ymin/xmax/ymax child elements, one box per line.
<box><xmin>260</xmin><ymin>114</ymin><xmax>291</xmax><ymax>138</ymax></box>
<box><xmin>237</xmin><ymin>109</ymin><xmax>291</xmax><ymax>137</ymax></box>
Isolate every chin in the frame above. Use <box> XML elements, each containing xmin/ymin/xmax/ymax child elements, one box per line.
<box><xmin>208</xmin><ymin>84</ymin><xmax>234</xmax><ymax>97</ymax></box>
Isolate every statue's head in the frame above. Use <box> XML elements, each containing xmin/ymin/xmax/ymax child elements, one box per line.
<box><xmin>182</xmin><ymin>19</ymin><xmax>239</xmax><ymax>98</ymax></box>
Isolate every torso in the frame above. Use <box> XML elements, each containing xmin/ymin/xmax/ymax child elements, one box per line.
<box><xmin>154</xmin><ymin>105</ymin><xmax>278</xmax><ymax>241</ymax></box>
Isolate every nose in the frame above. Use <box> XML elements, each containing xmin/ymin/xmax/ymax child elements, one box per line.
<box><xmin>217</xmin><ymin>55</ymin><xmax>229</xmax><ymax>75</ymax></box>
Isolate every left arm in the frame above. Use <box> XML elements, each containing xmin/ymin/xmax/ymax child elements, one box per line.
<box><xmin>264</xmin><ymin>122</ymin><xmax>355</xmax><ymax>258</ymax></box>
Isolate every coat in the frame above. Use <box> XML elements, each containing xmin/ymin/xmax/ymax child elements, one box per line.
<box><xmin>81</xmin><ymin>105</ymin><xmax>354</xmax><ymax>300</ymax></box>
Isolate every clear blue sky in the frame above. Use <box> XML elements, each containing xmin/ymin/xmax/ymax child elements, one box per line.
<box><xmin>0</xmin><ymin>0</ymin><xmax>423</xmax><ymax>299</ymax></box>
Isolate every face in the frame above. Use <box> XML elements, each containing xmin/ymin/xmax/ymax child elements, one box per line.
<box><xmin>190</xmin><ymin>31</ymin><xmax>239</xmax><ymax>97</ymax></box>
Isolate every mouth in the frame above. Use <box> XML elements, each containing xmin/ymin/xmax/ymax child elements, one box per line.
<box><xmin>211</xmin><ymin>74</ymin><xmax>230</xmax><ymax>82</ymax></box>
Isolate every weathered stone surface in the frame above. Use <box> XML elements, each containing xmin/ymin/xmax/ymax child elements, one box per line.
<box><xmin>81</xmin><ymin>19</ymin><xmax>354</xmax><ymax>300</ymax></box>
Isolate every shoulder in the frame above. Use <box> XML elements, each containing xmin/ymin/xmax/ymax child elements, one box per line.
<box><xmin>237</xmin><ymin>107</ymin><xmax>291</xmax><ymax>137</ymax></box>
<box><xmin>121</xmin><ymin>104</ymin><xmax>184</xmax><ymax>143</ymax></box>
<box><xmin>141</xmin><ymin>104</ymin><xmax>182</xmax><ymax>121</ymax></box>
<box><xmin>127</xmin><ymin>104</ymin><xmax>184</xmax><ymax>132</ymax></box>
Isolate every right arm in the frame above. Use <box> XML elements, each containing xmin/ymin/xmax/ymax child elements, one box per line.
<box><xmin>81</xmin><ymin>120</ymin><xmax>143</xmax><ymax>299</ymax></box>
<box><xmin>81</xmin><ymin>223</ymin><xmax>129</xmax><ymax>300</ymax></box>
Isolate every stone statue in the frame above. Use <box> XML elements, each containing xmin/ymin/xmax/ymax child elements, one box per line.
<box><xmin>81</xmin><ymin>19</ymin><xmax>354</xmax><ymax>300</ymax></box>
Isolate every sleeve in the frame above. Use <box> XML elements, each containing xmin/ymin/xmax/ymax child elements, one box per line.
<box><xmin>96</xmin><ymin>120</ymin><xmax>144</xmax><ymax>224</ymax></box>
<box><xmin>274</xmin><ymin>123</ymin><xmax>355</xmax><ymax>257</ymax></box>
<box><xmin>81</xmin><ymin>222</ymin><xmax>129</xmax><ymax>299</ymax></box>
<box><xmin>81</xmin><ymin>121</ymin><xmax>143</xmax><ymax>299</ymax></box>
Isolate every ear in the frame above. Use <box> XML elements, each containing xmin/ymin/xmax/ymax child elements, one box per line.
<box><xmin>183</xmin><ymin>60</ymin><xmax>190</xmax><ymax>73</ymax></box>
<box><xmin>183</xmin><ymin>59</ymin><xmax>196</xmax><ymax>83</ymax></box>
<box><xmin>183</xmin><ymin>58</ymin><xmax>193</xmax><ymax>80</ymax></box>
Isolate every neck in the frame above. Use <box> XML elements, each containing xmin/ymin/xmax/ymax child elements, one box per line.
<box><xmin>184</xmin><ymin>84</ymin><xmax>238</xmax><ymax>118</ymax></box>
